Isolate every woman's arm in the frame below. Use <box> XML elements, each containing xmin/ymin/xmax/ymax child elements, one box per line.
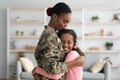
<box><xmin>33</xmin><ymin>51</ymin><xmax>84</xmax><ymax>79</ymax></box>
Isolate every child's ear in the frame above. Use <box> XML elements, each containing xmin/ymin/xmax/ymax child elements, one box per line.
<box><xmin>74</xmin><ymin>44</ymin><xmax>76</xmax><ymax>49</ymax></box>
<box><xmin>74</xmin><ymin>43</ymin><xmax>76</xmax><ymax>46</ymax></box>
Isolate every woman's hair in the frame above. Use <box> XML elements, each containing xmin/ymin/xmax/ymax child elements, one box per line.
<box><xmin>57</xmin><ymin>29</ymin><xmax>84</xmax><ymax>56</ymax></box>
<box><xmin>46</xmin><ymin>2</ymin><xmax>72</xmax><ymax>16</ymax></box>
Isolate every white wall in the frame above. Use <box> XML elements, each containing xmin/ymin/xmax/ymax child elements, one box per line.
<box><xmin>0</xmin><ymin>0</ymin><xmax>120</xmax><ymax>79</ymax></box>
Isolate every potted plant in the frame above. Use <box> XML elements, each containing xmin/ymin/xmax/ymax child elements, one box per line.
<box><xmin>91</xmin><ymin>15</ymin><xmax>100</xmax><ymax>22</ymax></box>
<box><xmin>105</xmin><ymin>42</ymin><xmax>113</xmax><ymax>50</ymax></box>
<box><xmin>16</xmin><ymin>30</ymin><xmax>19</xmax><ymax>36</ymax></box>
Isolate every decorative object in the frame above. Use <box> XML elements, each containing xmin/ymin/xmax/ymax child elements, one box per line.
<box><xmin>90</xmin><ymin>59</ymin><xmax>106</xmax><ymax>73</ymax></box>
<box><xmin>89</xmin><ymin>46</ymin><xmax>100</xmax><ymax>50</ymax></box>
<box><xmin>16</xmin><ymin>17</ymin><xmax>20</xmax><ymax>22</ymax></box>
<box><xmin>21</xmin><ymin>31</ymin><xmax>24</xmax><ymax>36</ymax></box>
<box><xmin>19</xmin><ymin>57</ymin><xmax>35</xmax><ymax>72</ymax></box>
<box><xmin>105</xmin><ymin>42</ymin><xmax>113</xmax><ymax>50</ymax></box>
<box><xmin>91</xmin><ymin>15</ymin><xmax>100</xmax><ymax>22</ymax></box>
<box><xmin>85</xmin><ymin>32</ymin><xmax>97</xmax><ymax>36</ymax></box>
<box><xmin>107</xmin><ymin>31</ymin><xmax>113</xmax><ymax>36</ymax></box>
<box><xmin>112</xmin><ymin>13</ymin><xmax>120</xmax><ymax>22</ymax></box>
<box><xmin>16</xmin><ymin>30</ymin><xmax>19</xmax><ymax>36</ymax></box>
<box><xmin>10</xmin><ymin>41</ymin><xmax>16</xmax><ymax>49</ymax></box>
<box><xmin>90</xmin><ymin>57</ymin><xmax>112</xmax><ymax>73</ymax></box>
<box><xmin>32</xmin><ymin>29</ymin><xmax>40</xmax><ymax>36</ymax></box>
<box><xmin>100</xmin><ymin>29</ymin><xmax>104</xmax><ymax>36</ymax></box>
<box><xmin>26</xmin><ymin>45</ymin><xmax>36</xmax><ymax>50</ymax></box>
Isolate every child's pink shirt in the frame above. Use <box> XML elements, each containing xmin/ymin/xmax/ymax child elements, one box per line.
<box><xmin>65</xmin><ymin>51</ymin><xmax>83</xmax><ymax>80</ymax></box>
<box><xmin>33</xmin><ymin>51</ymin><xmax>83</xmax><ymax>80</ymax></box>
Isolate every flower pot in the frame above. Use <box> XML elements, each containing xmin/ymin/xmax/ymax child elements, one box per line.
<box><xmin>106</xmin><ymin>46</ymin><xmax>112</xmax><ymax>50</ymax></box>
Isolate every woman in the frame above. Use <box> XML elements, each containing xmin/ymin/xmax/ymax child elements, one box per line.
<box><xmin>34</xmin><ymin>2</ymin><xmax>84</xmax><ymax>80</ymax></box>
<box><xmin>33</xmin><ymin>29</ymin><xmax>85</xmax><ymax>80</ymax></box>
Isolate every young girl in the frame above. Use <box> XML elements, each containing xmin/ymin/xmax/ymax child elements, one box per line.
<box><xmin>33</xmin><ymin>29</ymin><xmax>84</xmax><ymax>80</ymax></box>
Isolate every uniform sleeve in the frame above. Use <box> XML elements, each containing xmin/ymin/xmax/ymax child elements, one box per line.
<box><xmin>35</xmin><ymin>29</ymin><xmax>68</xmax><ymax>75</ymax></box>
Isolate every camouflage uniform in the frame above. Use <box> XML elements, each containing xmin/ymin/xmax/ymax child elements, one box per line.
<box><xmin>35</xmin><ymin>26</ymin><xmax>68</xmax><ymax>80</ymax></box>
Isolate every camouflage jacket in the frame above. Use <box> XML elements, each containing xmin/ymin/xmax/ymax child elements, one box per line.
<box><xmin>35</xmin><ymin>26</ymin><xmax>68</xmax><ymax>80</ymax></box>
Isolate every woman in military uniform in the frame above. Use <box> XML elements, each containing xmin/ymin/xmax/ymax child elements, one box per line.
<box><xmin>34</xmin><ymin>2</ymin><xmax>84</xmax><ymax>80</ymax></box>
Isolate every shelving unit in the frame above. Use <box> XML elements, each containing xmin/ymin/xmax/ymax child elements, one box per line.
<box><xmin>7</xmin><ymin>6</ymin><xmax>45</xmax><ymax>79</ymax></box>
<box><xmin>7</xmin><ymin>6</ymin><xmax>120</xmax><ymax>79</ymax></box>
<box><xmin>83</xmin><ymin>7</ymin><xmax>120</xmax><ymax>52</ymax></box>
<box><xmin>82</xmin><ymin>7</ymin><xmax>120</xmax><ymax>72</ymax></box>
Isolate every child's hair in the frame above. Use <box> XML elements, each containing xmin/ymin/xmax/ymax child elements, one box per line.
<box><xmin>46</xmin><ymin>2</ymin><xmax>72</xmax><ymax>16</ymax></box>
<box><xmin>57</xmin><ymin>29</ymin><xmax>84</xmax><ymax>56</ymax></box>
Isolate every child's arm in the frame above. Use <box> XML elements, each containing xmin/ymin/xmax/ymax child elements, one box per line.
<box><xmin>32</xmin><ymin>67</ymin><xmax>64</xmax><ymax>80</ymax></box>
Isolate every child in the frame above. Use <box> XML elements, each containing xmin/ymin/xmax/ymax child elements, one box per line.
<box><xmin>33</xmin><ymin>29</ymin><xmax>84</xmax><ymax>80</ymax></box>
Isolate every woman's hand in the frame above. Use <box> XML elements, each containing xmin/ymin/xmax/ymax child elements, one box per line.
<box><xmin>32</xmin><ymin>67</ymin><xmax>38</xmax><ymax>80</ymax></box>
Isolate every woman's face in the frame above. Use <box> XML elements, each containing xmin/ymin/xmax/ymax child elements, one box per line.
<box><xmin>53</xmin><ymin>13</ymin><xmax>71</xmax><ymax>30</ymax></box>
<box><xmin>61</xmin><ymin>33</ymin><xmax>74</xmax><ymax>54</ymax></box>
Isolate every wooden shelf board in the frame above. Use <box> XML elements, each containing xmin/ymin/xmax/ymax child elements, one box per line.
<box><xmin>84</xmin><ymin>36</ymin><xmax>119</xmax><ymax>39</ymax></box>
<box><xmin>11</xmin><ymin>20</ymin><xmax>44</xmax><ymax>24</ymax></box>
<box><xmin>84</xmin><ymin>7</ymin><xmax>120</xmax><ymax>10</ymax></box>
<box><xmin>85</xmin><ymin>21</ymin><xmax>120</xmax><ymax>25</ymax></box>
<box><xmin>71</xmin><ymin>7</ymin><xmax>82</xmax><ymax>10</ymax></box>
<box><xmin>9</xmin><ymin>64</ymin><xmax>15</xmax><ymax>67</ymax></box>
<box><xmin>84</xmin><ymin>50</ymin><xmax>119</xmax><ymax>53</ymax></box>
<box><xmin>10</xmin><ymin>35</ymin><xmax>39</xmax><ymax>39</ymax></box>
<box><xmin>70</xmin><ymin>22</ymin><xmax>82</xmax><ymax>25</ymax></box>
<box><xmin>9</xmin><ymin>6</ymin><xmax>44</xmax><ymax>10</ymax></box>
<box><xmin>111</xmin><ymin>64</ymin><xmax>119</xmax><ymax>68</ymax></box>
<box><xmin>10</xmin><ymin>49</ymin><xmax>35</xmax><ymax>53</ymax></box>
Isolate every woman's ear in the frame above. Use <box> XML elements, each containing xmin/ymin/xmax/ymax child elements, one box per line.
<box><xmin>52</xmin><ymin>13</ymin><xmax>58</xmax><ymax>20</ymax></box>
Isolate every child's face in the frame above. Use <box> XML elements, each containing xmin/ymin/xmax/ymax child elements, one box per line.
<box><xmin>60</xmin><ymin>33</ymin><xmax>74</xmax><ymax>54</ymax></box>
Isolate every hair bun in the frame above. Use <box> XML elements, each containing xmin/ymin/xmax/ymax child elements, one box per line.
<box><xmin>46</xmin><ymin>7</ymin><xmax>52</xmax><ymax>16</ymax></box>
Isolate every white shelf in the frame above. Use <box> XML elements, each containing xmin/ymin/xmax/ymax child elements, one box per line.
<box><xmin>85</xmin><ymin>21</ymin><xmax>120</xmax><ymax>25</ymax></box>
<box><xmin>71</xmin><ymin>7</ymin><xmax>82</xmax><ymax>10</ymax></box>
<box><xmin>9</xmin><ymin>64</ymin><xmax>15</xmax><ymax>67</ymax></box>
<box><xmin>84</xmin><ymin>7</ymin><xmax>120</xmax><ymax>10</ymax></box>
<box><xmin>10</xmin><ymin>35</ymin><xmax>39</xmax><ymax>39</ymax></box>
<box><xmin>84</xmin><ymin>50</ymin><xmax>119</xmax><ymax>53</ymax></box>
<box><xmin>10</xmin><ymin>6</ymin><xmax>44</xmax><ymax>10</ymax></box>
<box><xmin>111</xmin><ymin>64</ymin><xmax>119</xmax><ymax>68</ymax></box>
<box><xmin>84</xmin><ymin>36</ymin><xmax>120</xmax><ymax>39</ymax></box>
<box><xmin>7</xmin><ymin>7</ymin><xmax>45</xmax><ymax>79</ymax></box>
<box><xmin>11</xmin><ymin>20</ymin><xmax>44</xmax><ymax>24</ymax></box>
<box><xmin>70</xmin><ymin>21</ymin><xmax>82</xmax><ymax>25</ymax></box>
<box><xmin>10</xmin><ymin>49</ymin><xmax>34</xmax><ymax>53</ymax></box>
